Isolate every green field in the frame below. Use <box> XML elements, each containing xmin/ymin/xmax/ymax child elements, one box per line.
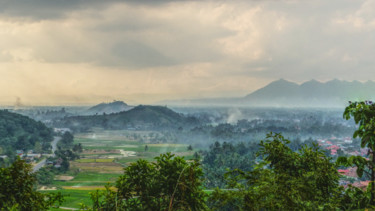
<box><xmin>75</xmin><ymin>158</ymin><xmax>114</xmax><ymax>163</ymax></box>
<box><xmin>52</xmin><ymin>172</ymin><xmax>121</xmax><ymax>187</ymax></box>
<box><xmin>46</xmin><ymin>189</ymin><xmax>92</xmax><ymax>210</ymax></box>
<box><xmin>73</xmin><ymin>130</ymin><xmax>194</xmax><ymax>165</ymax></box>
<box><xmin>45</xmin><ymin>129</ymin><xmax>196</xmax><ymax>210</ymax></box>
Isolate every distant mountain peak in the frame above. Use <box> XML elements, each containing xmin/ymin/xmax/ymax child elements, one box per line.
<box><xmin>273</xmin><ymin>78</ymin><xmax>295</xmax><ymax>84</ymax></box>
<box><xmin>243</xmin><ymin>78</ymin><xmax>375</xmax><ymax>107</ymax></box>
<box><xmin>301</xmin><ymin>79</ymin><xmax>322</xmax><ymax>86</ymax></box>
<box><xmin>85</xmin><ymin>100</ymin><xmax>131</xmax><ymax>115</ymax></box>
<box><xmin>162</xmin><ymin>78</ymin><xmax>375</xmax><ymax>107</ymax></box>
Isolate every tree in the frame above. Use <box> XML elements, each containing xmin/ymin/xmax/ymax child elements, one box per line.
<box><xmin>89</xmin><ymin>153</ymin><xmax>207</xmax><ymax>210</ymax></box>
<box><xmin>208</xmin><ymin>133</ymin><xmax>345</xmax><ymax>210</ymax></box>
<box><xmin>73</xmin><ymin>143</ymin><xmax>83</xmax><ymax>153</ymax></box>
<box><xmin>0</xmin><ymin>158</ymin><xmax>63</xmax><ymax>210</ymax></box>
<box><xmin>59</xmin><ymin>131</ymin><xmax>74</xmax><ymax>149</ymax></box>
<box><xmin>338</xmin><ymin>101</ymin><xmax>375</xmax><ymax>206</ymax></box>
<box><xmin>36</xmin><ymin>167</ymin><xmax>55</xmax><ymax>185</ymax></box>
<box><xmin>187</xmin><ymin>144</ymin><xmax>193</xmax><ymax>151</ymax></box>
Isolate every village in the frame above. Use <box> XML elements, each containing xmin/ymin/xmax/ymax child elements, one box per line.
<box><xmin>318</xmin><ymin>136</ymin><xmax>370</xmax><ymax>190</ymax></box>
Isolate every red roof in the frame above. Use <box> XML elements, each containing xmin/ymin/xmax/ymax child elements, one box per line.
<box><xmin>338</xmin><ymin>169</ymin><xmax>349</xmax><ymax>174</ymax></box>
<box><xmin>339</xmin><ymin>167</ymin><xmax>358</xmax><ymax>178</ymax></box>
<box><xmin>352</xmin><ymin>181</ymin><xmax>371</xmax><ymax>190</ymax></box>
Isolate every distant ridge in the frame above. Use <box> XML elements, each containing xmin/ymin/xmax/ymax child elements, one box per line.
<box><xmin>162</xmin><ymin>79</ymin><xmax>375</xmax><ymax>107</ymax></box>
<box><xmin>85</xmin><ymin>100</ymin><xmax>132</xmax><ymax>115</ymax></box>
<box><xmin>57</xmin><ymin>105</ymin><xmax>200</xmax><ymax>131</ymax></box>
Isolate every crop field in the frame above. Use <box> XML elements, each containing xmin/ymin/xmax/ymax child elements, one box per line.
<box><xmin>75</xmin><ymin>158</ymin><xmax>114</xmax><ymax>163</ymax></box>
<box><xmin>73</xmin><ymin>130</ymin><xmax>195</xmax><ymax>165</ymax></box>
<box><xmin>45</xmin><ymin>189</ymin><xmax>92</xmax><ymax>210</ymax></box>
<box><xmin>46</xmin><ymin>129</ymin><xmax>196</xmax><ymax>210</ymax></box>
<box><xmin>71</xmin><ymin>162</ymin><xmax>124</xmax><ymax>173</ymax></box>
<box><xmin>52</xmin><ymin>172</ymin><xmax>120</xmax><ymax>187</ymax></box>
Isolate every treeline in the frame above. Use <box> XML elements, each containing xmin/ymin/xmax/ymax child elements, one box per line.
<box><xmin>191</xmin><ymin>118</ymin><xmax>355</xmax><ymax>143</ymax></box>
<box><xmin>0</xmin><ymin>110</ymin><xmax>53</xmax><ymax>158</ymax></box>
<box><xmin>200</xmin><ymin>137</ymin><xmax>319</xmax><ymax>189</ymax></box>
<box><xmin>3</xmin><ymin>133</ymin><xmax>370</xmax><ymax>210</ymax></box>
<box><xmin>53</xmin><ymin>105</ymin><xmax>200</xmax><ymax>132</ymax></box>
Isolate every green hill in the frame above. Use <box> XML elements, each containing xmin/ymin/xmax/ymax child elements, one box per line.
<box><xmin>85</xmin><ymin>100</ymin><xmax>131</xmax><ymax>115</ymax></box>
<box><xmin>0</xmin><ymin>110</ymin><xmax>53</xmax><ymax>154</ymax></box>
<box><xmin>56</xmin><ymin>105</ymin><xmax>200</xmax><ymax>131</ymax></box>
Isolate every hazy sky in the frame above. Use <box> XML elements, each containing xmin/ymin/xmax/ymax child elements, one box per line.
<box><xmin>1</xmin><ymin>0</ymin><xmax>375</xmax><ymax>105</ymax></box>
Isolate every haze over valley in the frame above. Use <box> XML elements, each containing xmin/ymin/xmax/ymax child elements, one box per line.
<box><xmin>1</xmin><ymin>0</ymin><xmax>375</xmax><ymax>210</ymax></box>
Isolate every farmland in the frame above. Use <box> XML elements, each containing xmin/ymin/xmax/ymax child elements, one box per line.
<box><xmin>44</xmin><ymin>129</ymin><xmax>195</xmax><ymax>209</ymax></box>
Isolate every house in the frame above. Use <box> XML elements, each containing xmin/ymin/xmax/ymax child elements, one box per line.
<box><xmin>326</xmin><ymin>145</ymin><xmax>340</xmax><ymax>155</ymax></box>
<box><xmin>352</xmin><ymin>181</ymin><xmax>371</xmax><ymax>191</ymax></box>
<box><xmin>16</xmin><ymin>150</ymin><xmax>23</xmax><ymax>156</ymax></box>
<box><xmin>338</xmin><ymin>167</ymin><xmax>358</xmax><ymax>178</ymax></box>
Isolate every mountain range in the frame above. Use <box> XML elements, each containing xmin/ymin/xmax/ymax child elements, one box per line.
<box><xmin>162</xmin><ymin>79</ymin><xmax>375</xmax><ymax>107</ymax></box>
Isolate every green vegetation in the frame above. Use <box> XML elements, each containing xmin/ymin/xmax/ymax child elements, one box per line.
<box><xmin>202</xmin><ymin>141</ymin><xmax>259</xmax><ymax>188</ymax></box>
<box><xmin>0</xmin><ymin>110</ymin><xmax>53</xmax><ymax>163</ymax></box>
<box><xmin>76</xmin><ymin>158</ymin><xmax>114</xmax><ymax>163</ymax></box>
<box><xmin>0</xmin><ymin>158</ymin><xmax>63</xmax><ymax>210</ymax></box>
<box><xmin>55</xmin><ymin>105</ymin><xmax>200</xmax><ymax>132</ymax></box>
<box><xmin>338</xmin><ymin>101</ymin><xmax>375</xmax><ymax>205</ymax></box>
<box><xmin>46</xmin><ymin>189</ymin><xmax>92</xmax><ymax>210</ymax></box>
<box><xmin>208</xmin><ymin>133</ymin><xmax>348</xmax><ymax>210</ymax></box>
<box><xmin>85</xmin><ymin>153</ymin><xmax>207</xmax><ymax>210</ymax></box>
<box><xmin>4</xmin><ymin>102</ymin><xmax>375</xmax><ymax>209</ymax></box>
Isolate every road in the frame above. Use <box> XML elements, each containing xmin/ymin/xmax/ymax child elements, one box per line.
<box><xmin>32</xmin><ymin>137</ymin><xmax>61</xmax><ymax>173</ymax></box>
<box><xmin>51</xmin><ymin>136</ymin><xmax>61</xmax><ymax>155</ymax></box>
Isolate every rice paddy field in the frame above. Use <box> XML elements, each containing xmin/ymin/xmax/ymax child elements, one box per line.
<box><xmin>44</xmin><ymin>129</ymin><xmax>196</xmax><ymax>210</ymax></box>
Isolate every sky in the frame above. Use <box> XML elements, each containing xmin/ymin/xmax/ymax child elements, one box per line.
<box><xmin>1</xmin><ymin>0</ymin><xmax>375</xmax><ymax>106</ymax></box>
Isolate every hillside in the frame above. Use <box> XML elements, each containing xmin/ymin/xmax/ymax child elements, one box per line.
<box><xmin>162</xmin><ymin>79</ymin><xmax>375</xmax><ymax>107</ymax></box>
<box><xmin>56</xmin><ymin>105</ymin><xmax>200</xmax><ymax>131</ymax></box>
<box><xmin>84</xmin><ymin>101</ymin><xmax>132</xmax><ymax>115</ymax></box>
<box><xmin>243</xmin><ymin>79</ymin><xmax>375</xmax><ymax>107</ymax></box>
<box><xmin>0</xmin><ymin>110</ymin><xmax>53</xmax><ymax>154</ymax></box>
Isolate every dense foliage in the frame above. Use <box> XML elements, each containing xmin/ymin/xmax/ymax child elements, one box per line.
<box><xmin>0</xmin><ymin>158</ymin><xmax>63</xmax><ymax>210</ymax></box>
<box><xmin>0</xmin><ymin>110</ymin><xmax>53</xmax><ymax>156</ymax></box>
<box><xmin>208</xmin><ymin>133</ymin><xmax>367</xmax><ymax>210</ymax></box>
<box><xmin>201</xmin><ymin>138</ymin><xmax>318</xmax><ymax>188</ymax></box>
<box><xmin>86</xmin><ymin>153</ymin><xmax>207</xmax><ymax>210</ymax></box>
<box><xmin>338</xmin><ymin>101</ymin><xmax>375</xmax><ymax>205</ymax></box>
<box><xmin>202</xmin><ymin>141</ymin><xmax>259</xmax><ymax>188</ymax></box>
<box><xmin>54</xmin><ymin>105</ymin><xmax>200</xmax><ymax>132</ymax></box>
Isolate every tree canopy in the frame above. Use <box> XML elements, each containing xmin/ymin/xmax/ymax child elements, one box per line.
<box><xmin>208</xmin><ymin>133</ymin><xmax>364</xmax><ymax>210</ymax></box>
<box><xmin>0</xmin><ymin>110</ymin><xmax>53</xmax><ymax>157</ymax></box>
<box><xmin>0</xmin><ymin>158</ymin><xmax>63</xmax><ymax>210</ymax></box>
<box><xmin>88</xmin><ymin>153</ymin><xmax>207</xmax><ymax>210</ymax></box>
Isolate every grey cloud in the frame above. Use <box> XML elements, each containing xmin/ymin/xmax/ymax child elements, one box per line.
<box><xmin>0</xmin><ymin>0</ymin><xmax>192</xmax><ymax>20</ymax></box>
<box><xmin>108</xmin><ymin>41</ymin><xmax>177</xmax><ymax>68</ymax></box>
<box><xmin>0</xmin><ymin>0</ymin><xmax>123</xmax><ymax>20</ymax></box>
<box><xmin>239</xmin><ymin>0</ymin><xmax>375</xmax><ymax>82</ymax></box>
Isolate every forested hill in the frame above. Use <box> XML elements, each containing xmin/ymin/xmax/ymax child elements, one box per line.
<box><xmin>55</xmin><ymin>105</ymin><xmax>200</xmax><ymax>132</ymax></box>
<box><xmin>84</xmin><ymin>100</ymin><xmax>131</xmax><ymax>115</ymax></box>
<box><xmin>0</xmin><ymin>110</ymin><xmax>53</xmax><ymax>154</ymax></box>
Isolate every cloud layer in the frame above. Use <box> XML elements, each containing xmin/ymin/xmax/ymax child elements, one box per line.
<box><xmin>0</xmin><ymin>0</ymin><xmax>374</xmax><ymax>105</ymax></box>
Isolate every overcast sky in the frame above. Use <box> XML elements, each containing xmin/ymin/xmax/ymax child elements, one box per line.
<box><xmin>1</xmin><ymin>0</ymin><xmax>374</xmax><ymax>105</ymax></box>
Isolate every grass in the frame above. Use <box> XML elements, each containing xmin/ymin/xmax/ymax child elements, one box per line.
<box><xmin>45</xmin><ymin>129</ymin><xmax>200</xmax><ymax>210</ymax></box>
<box><xmin>44</xmin><ymin>189</ymin><xmax>92</xmax><ymax>210</ymax></box>
<box><xmin>62</xmin><ymin>186</ymin><xmax>109</xmax><ymax>190</ymax></box>
<box><xmin>52</xmin><ymin>172</ymin><xmax>121</xmax><ymax>187</ymax></box>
